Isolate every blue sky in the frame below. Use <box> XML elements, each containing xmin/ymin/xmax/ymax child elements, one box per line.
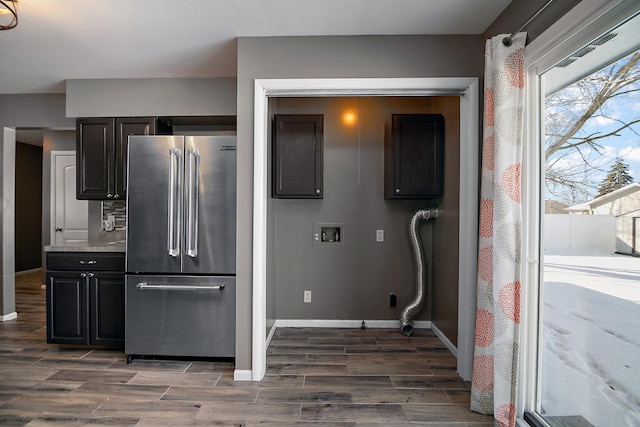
<box><xmin>545</xmin><ymin>49</ymin><xmax>640</xmax><ymax>204</ymax></box>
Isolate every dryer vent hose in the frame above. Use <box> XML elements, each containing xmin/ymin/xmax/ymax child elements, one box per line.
<box><xmin>399</xmin><ymin>208</ymin><xmax>438</xmax><ymax>337</ymax></box>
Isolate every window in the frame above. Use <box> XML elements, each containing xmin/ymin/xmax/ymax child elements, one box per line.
<box><xmin>522</xmin><ymin>1</ymin><xmax>640</xmax><ymax>426</ymax></box>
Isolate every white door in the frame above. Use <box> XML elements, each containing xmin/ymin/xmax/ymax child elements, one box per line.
<box><xmin>51</xmin><ymin>151</ymin><xmax>88</xmax><ymax>244</ymax></box>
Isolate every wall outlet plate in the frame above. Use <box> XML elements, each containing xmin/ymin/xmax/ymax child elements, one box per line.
<box><xmin>312</xmin><ymin>223</ymin><xmax>344</xmax><ymax>246</ymax></box>
<box><xmin>304</xmin><ymin>290</ymin><xmax>312</xmax><ymax>303</ymax></box>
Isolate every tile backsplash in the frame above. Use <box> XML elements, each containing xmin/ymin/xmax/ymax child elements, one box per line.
<box><xmin>102</xmin><ymin>201</ymin><xmax>126</xmax><ymax>230</ymax></box>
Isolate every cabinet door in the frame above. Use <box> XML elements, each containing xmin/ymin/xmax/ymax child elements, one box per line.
<box><xmin>385</xmin><ymin>114</ymin><xmax>445</xmax><ymax>199</ymax></box>
<box><xmin>77</xmin><ymin>118</ymin><xmax>115</xmax><ymax>200</ymax></box>
<box><xmin>273</xmin><ymin>114</ymin><xmax>323</xmax><ymax>198</ymax></box>
<box><xmin>46</xmin><ymin>272</ymin><xmax>88</xmax><ymax>345</ymax></box>
<box><xmin>115</xmin><ymin>117</ymin><xmax>157</xmax><ymax>200</ymax></box>
<box><xmin>89</xmin><ymin>272</ymin><xmax>125</xmax><ymax>347</ymax></box>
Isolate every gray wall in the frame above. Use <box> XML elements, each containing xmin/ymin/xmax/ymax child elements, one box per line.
<box><xmin>270</xmin><ymin>97</ymin><xmax>454</xmax><ymax>323</ymax></box>
<box><xmin>66</xmin><ymin>78</ymin><xmax>237</xmax><ymax>117</ymax></box>
<box><xmin>483</xmin><ymin>0</ymin><xmax>581</xmax><ymax>43</ymax></box>
<box><xmin>236</xmin><ymin>35</ymin><xmax>484</xmax><ymax>371</ymax></box>
<box><xmin>0</xmin><ymin>94</ymin><xmax>73</xmax><ymax>317</ymax></box>
<box><xmin>0</xmin><ymin>94</ymin><xmax>75</xmax><ymax>129</ymax></box>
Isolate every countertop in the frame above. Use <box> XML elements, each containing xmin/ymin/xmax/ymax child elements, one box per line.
<box><xmin>44</xmin><ymin>240</ymin><xmax>125</xmax><ymax>253</ymax></box>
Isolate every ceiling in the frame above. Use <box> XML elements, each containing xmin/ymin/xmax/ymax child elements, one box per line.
<box><xmin>1</xmin><ymin>0</ymin><xmax>512</xmax><ymax>95</ymax></box>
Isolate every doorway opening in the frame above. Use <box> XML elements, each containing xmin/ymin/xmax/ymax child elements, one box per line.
<box><xmin>15</xmin><ymin>131</ymin><xmax>43</xmax><ymax>276</ymax></box>
<box><xmin>250</xmin><ymin>77</ymin><xmax>480</xmax><ymax>382</ymax></box>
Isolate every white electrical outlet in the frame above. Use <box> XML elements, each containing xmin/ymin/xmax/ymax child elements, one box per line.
<box><xmin>376</xmin><ymin>229</ymin><xmax>384</xmax><ymax>242</ymax></box>
<box><xmin>304</xmin><ymin>290</ymin><xmax>312</xmax><ymax>303</ymax></box>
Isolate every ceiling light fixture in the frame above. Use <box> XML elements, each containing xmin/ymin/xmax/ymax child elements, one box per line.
<box><xmin>0</xmin><ymin>0</ymin><xmax>18</xmax><ymax>31</ymax></box>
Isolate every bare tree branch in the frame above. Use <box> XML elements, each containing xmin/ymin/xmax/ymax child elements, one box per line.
<box><xmin>544</xmin><ymin>50</ymin><xmax>640</xmax><ymax>204</ymax></box>
<box><xmin>545</xmin><ymin>52</ymin><xmax>640</xmax><ymax>158</ymax></box>
<box><xmin>551</xmin><ymin>117</ymin><xmax>640</xmax><ymax>154</ymax></box>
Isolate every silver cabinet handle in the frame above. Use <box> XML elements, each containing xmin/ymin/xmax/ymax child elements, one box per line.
<box><xmin>107</xmin><ymin>193</ymin><xmax>113</xmax><ymax>198</ymax></box>
<box><xmin>55</xmin><ymin>227</ymin><xmax>62</xmax><ymax>232</ymax></box>
<box><xmin>80</xmin><ymin>273</ymin><xmax>87</xmax><ymax>278</ymax></box>
<box><xmin>79</xmin><ymin>260</ymin><xmax>97</xmax><ymax>265</ymax></box>
<box><xmin>88</xmin><ymin>273</ymin><xmax>95</xmax><ymax>278</ymax></box>
<box><xmin>136</xmin><ymin>283</ymin><xmax>225</xmax><ymax>291</ymax></box>
<box><xmin>186</xmin><ymin>149</ymin><xmax>199</xmax><ymax>258</ymax></box>
<box><xmin>167</xmin><ymin>148</ymin><xmax>182</xmax><ymax>257</ymax></box>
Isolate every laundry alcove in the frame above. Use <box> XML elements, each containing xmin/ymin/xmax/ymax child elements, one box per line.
<box><xmin>249</xmin><ymin>77</ymin><xmax>479</xmax><ymax>382</ymax></box>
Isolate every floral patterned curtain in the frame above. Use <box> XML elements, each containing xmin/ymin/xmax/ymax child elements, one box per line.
<box><xmin>470</xmin><ymin>33</ymin><xmax>526</xmax><ymax>427</ymax></box>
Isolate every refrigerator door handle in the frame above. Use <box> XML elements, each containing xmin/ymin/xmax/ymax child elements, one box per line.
<box><xmin>186</xmin><ymin>149</ymin><xmax>200</xmax><ymax>258</ymax></box>
<box><xmin>136</xmin><ymin>282</ymin><xmax>225</xmax><ymax>291</ymax></box>
<box><xmin>167</xmin><ymin>148</ymin><xmax>182</xmax><ymax>257</ymax></box>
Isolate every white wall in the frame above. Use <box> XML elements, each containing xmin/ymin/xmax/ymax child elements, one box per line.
<box><xmin>592</xmin><ymin>192</ymin><xmax>640</xmax><ymax>216</ymax></box>
<box><xmin>544</xmin><ymin>214</ymin><xmax>616</xmax><ymax>251</ymax></box>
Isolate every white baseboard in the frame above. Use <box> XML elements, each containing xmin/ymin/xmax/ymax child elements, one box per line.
<box><xmin>0</xmin><ymin>312</ymin><xmax>17</xmax><ymax>322</ymax></box>
<box><xmin>266</xmin><ymin>323</ymin><xmax>277</xmax><ymax>348</ymax></box>
<box><xmin>431</xmin><ymin>322</ymin><xmax>458</xmax><ymax>358</ymax></box>
<box><xmin>273</xmin><ymin>319</ymin><xmax>432</xmax><ymax>329</ymax></box>
<box><xmin>233</xmin><ymin>370</ymin><xmax>253</xmax><ymax>381</ymax></box>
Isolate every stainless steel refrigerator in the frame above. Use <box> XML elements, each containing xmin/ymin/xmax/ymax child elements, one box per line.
<box><xmin>125</xmin><ymin>135</ymin><xmax>236</xmax><ymax>361</ymax></box>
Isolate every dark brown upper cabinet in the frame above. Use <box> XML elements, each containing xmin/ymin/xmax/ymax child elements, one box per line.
<box><xmin>115</xmin><ymin>117</ymin><xmax>159</xmax><ymax>198</ymax></box>
<box><xmin>76</xmin><ymin>118</ymin><xmax>113</xmax><ymax>200</ymax></box>
<box><xmin>273</xmin><ymin>114</ymin><xmax>324</xmax><ymax>199</ymax></box>
<box><xmin>77</xmin><ymin>117</ymin><xmax>162</xmax><ymax>200</ymax></box>
<box><xmin>385</xmin><ymin>114</ymin><xmax>445</xmax><ymax>199</ymax></box>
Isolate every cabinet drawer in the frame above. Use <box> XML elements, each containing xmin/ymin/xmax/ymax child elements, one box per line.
<box><xmin>125</xmin><ymin>275</ymin><xmax>235</xmax><ymax>358</ymax></box>
<box><xmin>47</xmin><ymin>252</ymin><xmax>125</xmax><ymax>271</ymax></box>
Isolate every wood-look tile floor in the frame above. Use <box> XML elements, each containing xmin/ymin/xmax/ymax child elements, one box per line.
<box><xmin>0</xmin><ymin>287</ymin><xmax>494</xmax><ymax>426</ymax></box>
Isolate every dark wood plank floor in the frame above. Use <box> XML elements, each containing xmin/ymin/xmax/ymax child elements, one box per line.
<box><xmin>0</xmin><ymin>286</ymin><xmax>494</xmax><ymax>426</ymax></box>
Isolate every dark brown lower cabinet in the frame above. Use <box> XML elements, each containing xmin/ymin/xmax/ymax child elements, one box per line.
<box><xmin>89</xmin><ymin>272</ymin><xmax>125</xmax><ymax>347</ymax></box>
<box><xmin>46</xmin><ymin>252</ymin><xmax>125</xmax><ymax>348</ymax></box>
<box><xmin>46</xmin><ymin>271</ymin><xmax>87</xmax><ymax>345</ymax></box>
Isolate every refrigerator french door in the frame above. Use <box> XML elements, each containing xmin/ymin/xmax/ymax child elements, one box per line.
<box><xmin>125</xmin><ymin>135</ymin><xmax>236</xmax><ymax>360</ymax></box>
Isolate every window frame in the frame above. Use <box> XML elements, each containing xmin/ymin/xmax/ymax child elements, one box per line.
<box><xmin>519</xmin><ymin>0</ymin><xmax>640</xmax><ymax>423</ymax></box>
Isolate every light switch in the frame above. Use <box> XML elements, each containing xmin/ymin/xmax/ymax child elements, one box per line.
<box><xmin>376</xmin><ymin>229</ymin><xmax>384</xmax><ymax>242</ymax></box>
